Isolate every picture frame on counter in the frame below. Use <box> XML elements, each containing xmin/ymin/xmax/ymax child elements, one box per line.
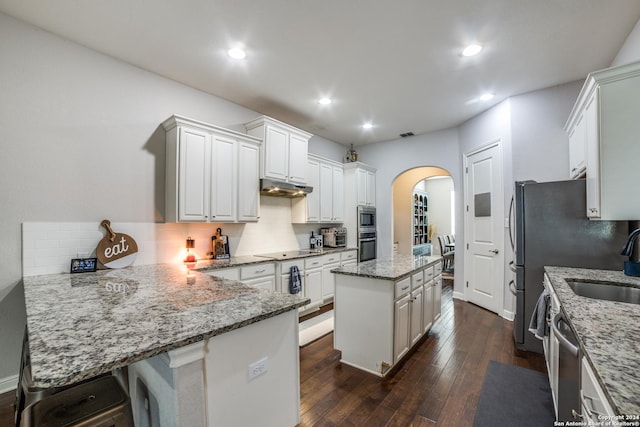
<box><xmin>70</xmin><ymin>257</ymin><xmax>97</xmax><ymax>273</ymax></box>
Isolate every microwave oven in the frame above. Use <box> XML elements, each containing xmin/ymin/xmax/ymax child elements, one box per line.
<box><xmin>358</xmin><ymin>206</ymin><xmax>376</xmax><ymax>231</ymax></box>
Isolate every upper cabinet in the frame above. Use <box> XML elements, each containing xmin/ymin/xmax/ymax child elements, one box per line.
<box><xmin>163</xmin><ymin>115</ymin><xmax>262</xmax><ymax>223</ymax></box>
<box><xmin>565</xmin><ymin>60</ymin><xmax>640</xmax><ymax>220</ymax></box>
<box><xmin>292</xmin><ymin>154</ymin><xmax>343</xmax><ymax>224</ymax></box>
<box><xmin>343</xmin><ymin>162</ymin><xmax>377</xmax><ymax>247</ymax></box>
<box><xmin>244</xmin><ymin>116</ymin><xmax>312</xmax><ymax>185</ymax></box>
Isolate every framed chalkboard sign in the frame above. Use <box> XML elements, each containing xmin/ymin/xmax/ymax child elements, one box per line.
<box><xmin>70</xmin><ymin>258</ymin><xmax>97</xmax><ymax>273</ymax></box>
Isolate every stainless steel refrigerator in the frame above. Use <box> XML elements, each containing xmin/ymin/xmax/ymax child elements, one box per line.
<box><xmin>510</xmin><ymin>179</ymin><xmax>627</xmax><ymax>353</ymax></box>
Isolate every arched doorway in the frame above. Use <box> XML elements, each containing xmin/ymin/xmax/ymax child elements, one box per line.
<box><xmin>392</xmin><ymin>167</ymin><xmax>454</xmax><ymax>256</ymax></box>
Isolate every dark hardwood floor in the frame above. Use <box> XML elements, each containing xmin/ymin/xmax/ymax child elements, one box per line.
<box><xmin>0</xmin><ymin>284</ymin><xmax>545</xmax><ymax>427</ymax></box>
<box><xmin>297</xmin><ymin>284</ymin><xmax>546</xmax><ymax>426</ymax></box>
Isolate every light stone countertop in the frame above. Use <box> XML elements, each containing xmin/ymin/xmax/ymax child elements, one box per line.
<box><xmin>545</xmin><ymin>266</ymin><xmax>640</xmax><ymax>416</ymax></box>
<box><xmin>23</xmin><ymin>263</ymin><xmax>309</xmax><ymax>388</ymax></box>
<box><xmin>331</xmin><ymin>254</ymin><xmax>442</xmax><ymax>281</ymax></box>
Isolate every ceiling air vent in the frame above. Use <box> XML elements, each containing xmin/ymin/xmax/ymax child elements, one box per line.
<box><xmin>399</xmin><ymin>132</ymin><xmax>414</xmax><ymax>138</ymax></box>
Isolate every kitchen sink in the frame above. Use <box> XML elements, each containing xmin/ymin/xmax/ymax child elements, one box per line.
<box><xmin>566</xmin><ymin>279</ymin><xmax>640</xmax><ymax>305</ymax></box>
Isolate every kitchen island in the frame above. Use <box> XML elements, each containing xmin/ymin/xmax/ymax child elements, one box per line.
<box><xmin>331</xmin><ymin>255</ymin><xmax>442</xmax><ymax>377</ymax></box>
<box><xmin>22</xmin><ymin>263</ymin><xmax>309</xmax><ymax>427</ymax></box>
<box><xmin>545</xmin><ymin>266</ymin><xmax>640</xmax><ymax>418</ymax></box>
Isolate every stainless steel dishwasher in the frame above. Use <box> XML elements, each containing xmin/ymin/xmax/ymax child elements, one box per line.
<box><xmin>552</xmin><ymin>312</ymin><xmax>581</xmax><ymax>421</ymax></box>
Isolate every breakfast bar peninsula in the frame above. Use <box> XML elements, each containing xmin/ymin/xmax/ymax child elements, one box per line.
<box><xmin>22</xmin><ymin>263</ymin><xmax>308</xmax><ymax>427</ymax></box>
<box><xmin>331</xmin><ymin>255</ymin><xmax>443</xmax><ymax>377</ymax></box>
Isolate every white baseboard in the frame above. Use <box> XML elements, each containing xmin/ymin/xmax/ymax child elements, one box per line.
<box><xmin>0</xmin><ymin>374</ymin><xmax>18</xmax><ymax>394</ymax></box>
<box><xmin>501</xmin><ymin>310</ymin><xmax>515</xmax><ymax>321</ymax></box>
<box><xmin>452</xmin><ymin>291</ymin><xmax>466</xmax><ymax>301</ymax></box>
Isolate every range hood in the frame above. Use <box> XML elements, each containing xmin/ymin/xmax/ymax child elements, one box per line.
<box><xmin>260</xmin><ymin>179</ymin><xmax>312</xmax><ymax>198</ymax></box>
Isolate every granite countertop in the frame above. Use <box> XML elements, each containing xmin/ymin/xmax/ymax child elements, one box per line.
<box><xmin>193</xmin><ymin>247</ymin><xmax>357</xmax><ymax>272</ymax></box>
<box><xmin>331</xmin><ymin>254</ymin><xmax>442</xmax><ymax>281</ymax></box>
<box><xmin>545</xmin><ymin>266</ymin><xmax>640</xmax><ymax>416</ymax></box>
<box><xmin>23</xmin><ymin>263</ymin><xmax>309</xmax><ymax>388</ymax></box>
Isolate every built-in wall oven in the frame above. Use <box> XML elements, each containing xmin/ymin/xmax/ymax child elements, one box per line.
<box><xmin>357</xmin><ymin>206</ymin><xmax>377</xmax><ymax>262</ymax></box>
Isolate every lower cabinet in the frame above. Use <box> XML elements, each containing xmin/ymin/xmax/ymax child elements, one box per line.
<box><xmin>581</xmin><ymin>356</ymin><xmax>615</xmax><ymax>422</ymax></box>
<box><xmin>409</xmin><ymin>286</ymin><xmax>424</xmax><ymax>347</ymax></box>
<box><xmin>423</xmin><ymin>281</ymin><xmax>434</xmax><ymax>333</ymax></box>
<box><xmin>393</xmin><ymin>277</ymin><xmax>412</xmax><ymax>363</ymax></box>
<box><xmin>433</xmin><ymin>276</ymin><xmax>442</xmax><ymax>322</ymax></box>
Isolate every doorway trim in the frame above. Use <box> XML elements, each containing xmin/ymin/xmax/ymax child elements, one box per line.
<box><xmin>462</xmin><ymin>139</ymin><xmax>505</xmax><ymax>315</ymax></box>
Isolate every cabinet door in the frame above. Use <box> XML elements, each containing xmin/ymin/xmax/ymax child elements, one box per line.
<box><xmin>288</xmin><ymin>132</ymin><xmax>308</xmax><ymax>184</ymax></box>
<box><xmin>584</xmin><ymin>91</ymin><xmax>600</xmax><ymax>218</ymax></box>
<box><xmin>410</xmin><ymin>287</ymin><xmax>423</xmax><ymax>346</ymax></box>
<box><xmin>394</xmin><ymin>294</ymin><xmax>411</xmax><ymax>363</ymax></box>
<box><xmin>305</xmin><ymin>267</ymin><xmax>323</xmax><ymax>308</ymax></box>
<box><xmin>422</xmin><ymin>283</ymin><xmax>434</xmax><ymax>333</ymax></box>
<box><xmin>356</xmin><ymin>169</ymin><xmax>367</xmax><ymax>206</ymax></box>
<box><xmin>319</xmin><ymin>163</ymin><xmax>334</xmax><ymax>222</ymax></box>
<box><xmin>433</xmin><ymin>277</ymin><xmax>442</xmax><ymax>321</ymax></box>
<box><xmin>205</xmin><ymin>268</ymin><xmax>239</xmax><ymax>281</ymax></box>
<box><xmin>306</xmin><ymin>159</ymin><xmax>320</xmax><ymax>222</ymax></box>
<box><xmin>210</xmin><ymin>135</ymin><xmax>236</xmax><ymax>222</ymax></box>
<box><xmin>263</xmin><ymin>125</ymin><xmax>289</xmax><ymax>181</ymax></box>
<box><xmin>332</xmin><ymin>166</ymin><xmax>344</xmax><ymax>222</ymax></box>
<box><xmin>238</xmin><ymin>141</ymin><xmax>260</xmax><ymax>222</ymax></box>
<box><xmin>178</xmin><ymin>127</ymin><xmax>211</xmax><ymax>222</ymax></box>
<box><xmin>569</xmin><ymin>114</ymin><xmax>586</xmax><ymax>179</ymax></box>
<box><xmin>321</xmin><ymin>261</ymin><xmax>339</xmax><ymax>300</ymax></box>
<box><xmin>366</xmin><ymin>170</ymin><xmax>376</xmax><ymax>206</ymax></box>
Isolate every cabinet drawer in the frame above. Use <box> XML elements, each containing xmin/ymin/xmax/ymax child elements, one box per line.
<box><xmin>423</xmin><ymin>266</ymin><xmax>435</xmax><ymax>282</ymax></box>
<box><xmin>395</xmin><ymin>277</ymin><xmax>411</xmax><ymax>298</ymax></box>
<box><xmin>323</xmin><ymin>253</ymin><xmax>341</xmax><ymax>264</ymax></box>
<box><xmin>241</xmin><ymin>263</ymin><xmax>275</xmax><ymax>280</ymax></box>
<box><xmin>206</xmin><ymin>267</ymin><xmax>239</xmax><ymax>281</ymax></box>
<box><xmin>433</xmin><ymin>263</ymin><xmax>442</xmax><ymax>276</ymax></box>
<box><xmin>280</xmin><ymin>259</ymin><xmax>305</xmax><ymax>274</ymax></box>
<box><xmin>304</xmin><ymin>256</ymin><xmax>324</xmax><ymax>269</ymax></box>
<box><xmin>411</xmin><ymin>271</ymin><xmax>425</xmax><ymax>290</ymax></box>
<box><xmin>341</xmin><ymin>250</ymin><xmax>357</xmax><ymax>261</ymax></box>
<box><xmin>243</xmin><ymin>276</ymin><xmax>276</xmax><ymax>291</ymax></box>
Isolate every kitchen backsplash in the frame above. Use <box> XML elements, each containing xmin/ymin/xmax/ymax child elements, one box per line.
<box><xmin>22</xmin><ymin>197</ymin><xmax>326</xmax><ymax>277</ymax></box>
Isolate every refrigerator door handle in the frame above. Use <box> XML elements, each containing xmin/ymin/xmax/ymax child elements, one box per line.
<box><xmin>509</xmin><ymin>260</ymin><xmax>516</xmax><ymax>273</ymax></box>
<box><xmin>508</xmin><ymin>280</ymin><xmax>517</xmax><ymax>296</ymax></box>
<box><xmin>508</xmin><ymin>195</ymin><xmax>515</xmax><ymax>252</ymax></box>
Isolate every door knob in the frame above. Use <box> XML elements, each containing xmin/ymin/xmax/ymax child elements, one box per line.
<box><xmin>489</xmin><ymin>249</ymin><xmax>499</xmax><ymax>254</ymax></box>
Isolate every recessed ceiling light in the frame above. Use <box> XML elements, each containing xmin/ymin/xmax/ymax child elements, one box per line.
<box><xmin>479</xmin><ymin>93</ymin><xmax>495</xmax><ymax>101</ymax></box>
<box><xmin>227</xmin><ymin>47</ymin><xmax>246</xmax><ymax>60</ymax></box>
<box><xmin>318</xmin><ymin>98</ymin><xmax>332</xmax><ymax>105</ymax></box>
<box><xmin>362</xmin><ymin>123</ymin><xmax>373</xmax><ymax>130</ymax></box>
<box><xmin>462</xmin><ymin>44</ymin><xmax>482</xmax><ymax>57</ymax></box>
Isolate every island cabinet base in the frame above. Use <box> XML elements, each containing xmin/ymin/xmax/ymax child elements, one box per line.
<box><xmin>127</xmin><ymin>310</ymin><xmax>300</xmax><ymax>427</ymax></box>
<box><xmin>334</xmin><ymin>275</ymin><xmax>397</xmax><ymax>377</ymax></box>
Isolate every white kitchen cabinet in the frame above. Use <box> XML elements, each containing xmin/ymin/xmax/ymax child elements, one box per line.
<box><xmin>244</xmin><ymin>116</ymin><xmax>311</xmax><ymax>185</ymax></box>
<box><xmin>422</xmin><ymin>280</ymin><xmax>434</xmax><ymax>334</ymax></box>
<box><xmin>343</xmin><ymin>162</ymin><xmax>377</xmax><ymax>247</ymax></box>
<box><xmin>292</xmin><ymin>155</ymin><xmax>343</xmax><ymax>224</ymax></box>
<box><xmin>321</xmin><ymin>253</ymin><xmax>340</xmax><ymax>303</ymax></box>
<box><xmin>433</xmin><ymin>276</ymin><xmax>442</xmax><ymax>322</ymax></box>
<box><xmin>206</xmin><ymin>263</ymin><xmax>276</xmax><ymax>291</ymax></box>
<box><xmin>210</xmin><ymin>135</ymin><xmax>237</xmax><ymax>222</ymax></box>
<box><xmin>304</xmin><ymin>264</ymin><xmax>323</xmax><ymax>311</ymax></box>
<box><xmin>394</xmin><ymin>291</ymin><xmax>411</xmax><ymax>363</ymax></box>
<box><xmin>237</xmin><ymin>140</ymin><xmax>261</xmax><ymax>222</ymax></box>
<box><xmin>163</xmin><ymin>115</ymin><xmax>262</xmax><ymax>223</ymax></box>
<box><xmin>581</xmin><ymin>356</ymin><xmax>615</xmax><ymax>423</ymax></box>
<box><xmin>409</xmin><ymin>286</ymin><xmax>424</xmax><ymax>347</ymax></box>
<box><xmin>568</xmin><ymin>113</ymin><xmax>586</xmax><ymax>179</ymax></box>
<box><xmin>565</xmin><ymin>60</ymin><xmax>640</xmax><ymax>220</ymax></box>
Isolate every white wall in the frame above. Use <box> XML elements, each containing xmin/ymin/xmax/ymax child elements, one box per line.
<box><xmin>357</xmin><ymin>128</ymin><xmax>461</xmax><ymax>270</ymax></box>
<box><xmin>0</xmin><ymin>12</ymin><xmax>345</xmax><ymax>382</ymax></box>
<box><xmin>423</xmin><ymin>178</ymin><xmax>454</xmax><ymax>255</ymax></box>
<box><xmin>611</xmin><ymin>19</ymin><xmax>640</xmax><ymax>67</ymax></box>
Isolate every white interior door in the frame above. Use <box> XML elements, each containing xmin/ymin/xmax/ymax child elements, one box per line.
<box><xmin>464</xmin><ymin>142</ymin><xmax>504</xmax><ymax>314</ymax></box>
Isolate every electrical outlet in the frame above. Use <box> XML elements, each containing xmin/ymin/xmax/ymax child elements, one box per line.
<box><xmin>248</xmin><ymin>357</ymin><xmax>268</xmax><ymax>381</ymax></box>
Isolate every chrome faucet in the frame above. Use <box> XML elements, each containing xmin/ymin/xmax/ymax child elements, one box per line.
<box><xmin>621</xmin><ymin>228</ymin><xmax>640</xmax><ymax>263</ymax></box>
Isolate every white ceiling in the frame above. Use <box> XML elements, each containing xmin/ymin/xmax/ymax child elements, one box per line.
<box><xmin>1</xmin><ymin>1</ymin><xmax>640</xmax><ymax>145</ymax></box>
